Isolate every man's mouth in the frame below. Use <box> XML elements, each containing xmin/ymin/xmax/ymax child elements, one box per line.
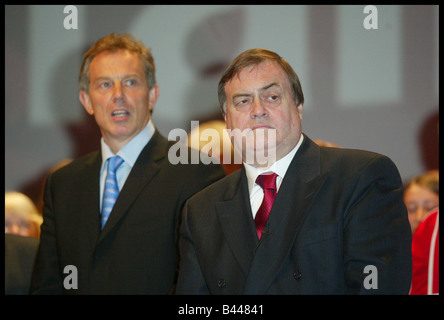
<box><xmin>112</xmin><ymin>110</ymin><xmax>130</xmax><ymax>118</ymax></box>
<box><xmin>251</xmin><ymin>124</ymin><xmax>273</xmax><ymax>130</ymax></box>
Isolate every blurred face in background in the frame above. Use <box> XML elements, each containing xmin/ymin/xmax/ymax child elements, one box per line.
<box><xmin>5</xmin><ymin>215</ymin><xmax>36</xmax><ymax>237</ymax></box>
<box><xmin>404</xmin><ymin>183</ymin><xmax>439</xmax><ymax>233</ymax></box>
<box><xmin>5</xmin><ymin>192</ymin><xmax>42</xmax><ymax>238</ymax></box>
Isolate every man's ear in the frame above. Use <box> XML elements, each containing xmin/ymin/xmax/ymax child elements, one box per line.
<box><xmin>79</xmin><ymin>90</ymin><xmax>94</xmax><ymax>115</ymax></box>
<box><xmin>297</xmin><ymin>103</ymin><xmax>303</xmax><ymax>120</ymax></box>
<box><xmin>148</xmin><ymin>84</ymin><xmax>160</xmax><ymax>113</ymax></box>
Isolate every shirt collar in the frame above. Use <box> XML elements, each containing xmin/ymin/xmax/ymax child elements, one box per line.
<box><xmin>244</xmin><ymin>134</ymin><xmax>304</xmax><ymax>192</ymax></box>
<box><xmin>100</xmin><ymin>119</ymin><xmax>155</xmax><ymax>172</ymax></box>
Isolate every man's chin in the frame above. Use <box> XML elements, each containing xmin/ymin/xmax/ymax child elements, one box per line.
<box><xmin>241</xmin><ymin>145</ymin><xmax>277</xmax><ymax>167</ymax></box>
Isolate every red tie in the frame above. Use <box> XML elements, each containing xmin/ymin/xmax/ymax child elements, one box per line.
<box><xmin>255</xmin><ymin>173</ymin><xmax>278</xmax><ymax>239</ymax></box>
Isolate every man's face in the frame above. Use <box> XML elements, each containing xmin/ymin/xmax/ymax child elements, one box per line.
<box><xmin>224</xmin><ymin>60</ymin><xmax>303</xmax><ymax>166</ymax></box>
<box><xmin>79</xmin><ymin>49</ymin><xmax>159</xmax><ymax>153</ymax></box>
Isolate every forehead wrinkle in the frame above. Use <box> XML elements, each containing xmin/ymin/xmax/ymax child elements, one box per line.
<box><xmin>260</xmin><ymin>82</ymin><xmax>280</xmax><ymax>92</ymax></box>
<box><xmin>233</xmin><ymin>82</ymin><xmax>280</xmax><ymax>96</ymax></box>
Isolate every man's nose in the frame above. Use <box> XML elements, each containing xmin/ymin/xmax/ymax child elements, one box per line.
<box><xmin>112</xmin><ymin>83</ymin><xmax>125</xmax><ymax>103</ymax></box>
<box><xmin>250</xmin><ymin>99</ymin><xmax>267</xmax><ymax>119</ymax></box>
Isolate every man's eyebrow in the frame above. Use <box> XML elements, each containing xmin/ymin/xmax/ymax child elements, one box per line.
<box><xmin>231</xmin><ymin>83</ymin><xmax>281</xmax><ymax>100</ymax></box>
<box><xmin>232</xmin><ymin>93</ymin><xmax>252</xmax><ymax>100</ymax></box>
<box><xmin>94</xmin><ymin>73</ymin><xmax>142</xmax><ymax>81</ymax></box>
<box><xmin>92</xmin><ymin>77</ymin><xmax>111</xmax><ymax>86</ymax></box>
<box><xmin>260</xmin><ymin>83</ymin><xmax>280</xmax><ymax>91</ymax></box>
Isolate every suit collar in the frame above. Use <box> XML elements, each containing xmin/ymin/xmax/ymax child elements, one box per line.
<box><xmin>77</xmin><ymin>130</ymin><xmax>168</xmax><ymax>247</ymax></box>
<box><xmin>97</xmin><ymin>130</ymin><xmax>167</xmax><ymax>240</ymax></box>
<box><xmin>100</xmin><ymin>119</ymin><xmax>156</xmax><ymax>169</ymax></box>
<box><xmin>215</xmin><ymin>167</ymin><xmax>258</xmax><ymax>276</ymax></box>
<box><xmin>244</xmin><ymin>134</ymin><xmax>328</xmax><ymax>293</ymax></box>
<box><xmin>78</xmin><ymin>152</ymin><xmax>102</xmax><ymax>246</ymax></box>
<box><xmin>213</xmin><ymin>136</ymin><xmax>325</xmax><ymax>283</ymax></box>
<box><xmin>243</xmin><ymin>134</ymin><xmax>304</xmax><ymax>193</ymax></box>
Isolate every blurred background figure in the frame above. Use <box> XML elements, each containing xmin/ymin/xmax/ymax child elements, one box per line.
<box><xmin>5</xmin><ymin>233</ymin><xmax>39</xmax><ymax>294</ymax></box>
<box><xmin>5</xmin><ymin>191</ymin><xmax>42</xmax><ymax>239</ymax></box>
<box><xmin>403</xmin><ymin>171</ymin><xmax>439</xmax><ymax>234</ymax></box>
<box><xmin>314</xmin><ymin>139</ymin><xmax>342</xmax><ymax>148</ymax></box>
<box><xmin>410</xmin><ymin>207</ymin><xmax>439</xmax><ymax>295</ymax></box>
<box><xmin>188</xmin><ymin>120</ymin><xmax>242</xmax><ymax>175</ymax></box>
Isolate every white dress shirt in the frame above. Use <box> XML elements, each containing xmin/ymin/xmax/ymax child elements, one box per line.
<box><xmin>244</xmin><ymin>134</ymin><xmax>304</xmax><ymax>219</ymax></box>
<box><xmin>99</xmin><ymin>120</ymin><xmax>155</xmax><ymax>212</ymax></box>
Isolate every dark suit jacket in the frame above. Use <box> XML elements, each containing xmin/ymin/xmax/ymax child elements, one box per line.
<box><xmin>30</xmin><ymin>130</ymin><xmax>225</xmax><ymax>294</ymax></box>
<box><xmin>5</xmin><ymin>234</ymin><xmax>39</xmax><ymax>295</ymax></box>
<box><xmin>176</xmin><ymin>134</ymin><xmax>412</xmax><ymax>294</ymax></box>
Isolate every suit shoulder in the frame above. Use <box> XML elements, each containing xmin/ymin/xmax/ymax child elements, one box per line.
<box><xmin>50</xmin><ymin>151</ymin><xmax>99</xmax><ymax>177</ymax></box>
<box><xmin>321</xmin><ymin>147</ymin><xmax>394</xmax><ymax>168</ymax></box>
<box><xmin>188</xmin><ymin>169</ymin><xmax>241</xmax><ymax>203</ymax></box>
<box><xmin>320</xmin><ymin>147</ymin><xmax>401</xmax><ymax>184</ymax></box>
<box><xmin>165</xmin><ymin>145</ymin><xmax>226</xmax><ymax>177</ymax></box>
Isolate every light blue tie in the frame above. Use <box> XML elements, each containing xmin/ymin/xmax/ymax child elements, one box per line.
<box><xmin>101</xmin><ymin>155</ymin><xmax>124</xmax><ymax>229</ymax></box>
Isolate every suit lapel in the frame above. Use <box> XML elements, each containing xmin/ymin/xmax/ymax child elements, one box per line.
<box><xmin>244</xmin><ymin>135</ymin><xmax>328</xmax><ymax>294</ymax></box>
<box><xmin>98</xmin><ymin>130</ymin><xmax>166</xmax><ymax>241</ymax></box>
<box><xmin>215</xmin><ymin>167</ymin><xmax>258</xmax><ymax>277</ymax></box>
<box><xmin>80</xmin><ymin>152</ymin><xmax>102</xmax><ymax>246</ymax></box>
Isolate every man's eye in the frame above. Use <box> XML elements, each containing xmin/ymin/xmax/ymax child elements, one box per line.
<box><xmin>100</xmin><ymin>82</ymin><xmax>111</xmax><ymax>88</ymax></box>
<box><xmin>234</xmin><ymin>98</ymin><xmax>250</xmax><ymax>107</ymax></box>
<box><xmin>268</xmin><ymin>95</ymin><xmax>279</xmax><ymax>101</ymax></box>
<box><xmin>125</xmin><ymin>79</ymin><xmax>136</xmax><ymax>86</ymax></box>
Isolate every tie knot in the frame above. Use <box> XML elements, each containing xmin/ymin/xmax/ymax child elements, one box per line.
<box><xmin>256</xmin><ymin>172</ymin><xmax>278</xmax><ymax>191</ymax></box>
<box><xmin>108</xmin><ymin>155</ymin><xmax>124</xmax><ymax>172</ymax></box>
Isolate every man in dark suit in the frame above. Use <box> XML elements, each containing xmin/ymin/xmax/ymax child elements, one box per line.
<box><xmin>176</xmin><ymin>49</ymin><xmax>412</xmax><ymax>294</ymax></box>
<box><xmin>30</xmin><ymin>33</ymin><xmax>225</xmax><ymax>294</ymax></box>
